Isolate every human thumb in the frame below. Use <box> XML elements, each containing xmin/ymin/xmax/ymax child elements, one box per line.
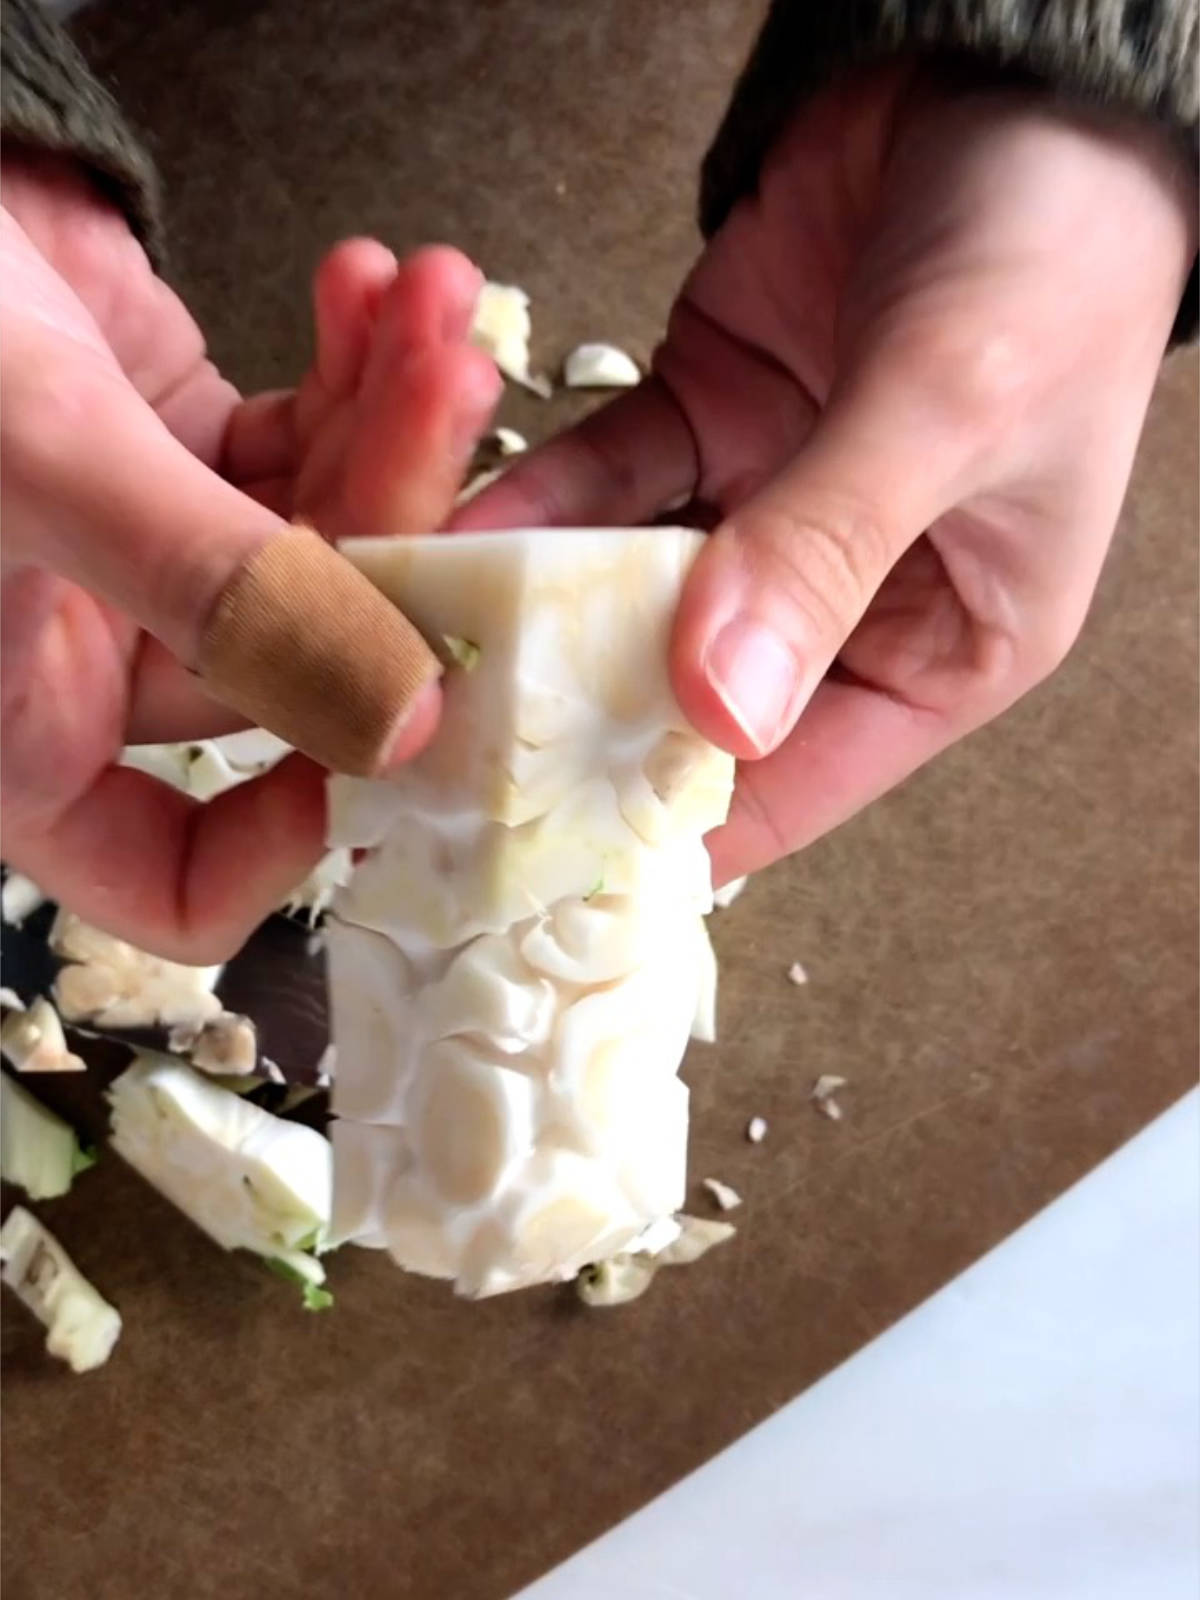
<box><xmin>3</xmin><ymin>327</ymin><xmax>441</xmax><ymax>775</ymax></box>
<box><xmin>669</xmin><ymin>349</ymin><xmax>976</xmax><ymax>758</ymax></box>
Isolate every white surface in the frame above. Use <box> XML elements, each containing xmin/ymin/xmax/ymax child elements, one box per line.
<box><xmin>517</xmin><ymin>1091</ymin><xmax>1200</xmax><ymax>1600</ymax></box>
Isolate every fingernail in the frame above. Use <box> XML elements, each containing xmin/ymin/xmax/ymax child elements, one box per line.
<box><xmin>378</xmin><ymin>677</ymin><xmax>442</xmax><ymax>773</ymax></box>
<box><xmin>703</xmin><ymin>616</ymin><xmax>799</xmax><ymax>754</ymax></box>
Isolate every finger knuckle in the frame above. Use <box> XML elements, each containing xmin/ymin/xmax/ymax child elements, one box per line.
<box><xmin>573</xmin><ymin>417</ymin><xmax>646</xmax><ymax>512</ymax></box>
<box><xmin>901</xmin><ymin>317</ymin><xmax>1034</xmax><ymax>432</ymax></box>
<box><xmin>744</xmin><ymin>496</ymin><xmax>889</xmax><ymax>641</ymax></box>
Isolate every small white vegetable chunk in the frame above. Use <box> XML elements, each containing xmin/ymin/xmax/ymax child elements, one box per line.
<box><xmin>121</xmin><ymin>731</ymin><xmax>290</xmax><ymax>799</ymax></box>
<box><xmin>50</xmin><ymin>912</ymin><xmax>223</xmax><ymax>1032</ymax></box>
<box><xmin>176</xmin><ymin>1012</ymin><xmax>258</xmax><ymax>1076</ymax></box>
<box><xmin>563</xmin><ymin>342</ymin><xmax>640</xmax><ymax>389</ymax></box>
<box><xmin>787</xmin><ymin>961</ymin><xmax>808</xmax><ymax>986</ymax></box>
<box><xmin>746</xmin><ymin>1115</ymin><xmax>768</xmax><ymax>1144</ymax></box>
<box><xmin>212</xmin><ymin>729</ymin><xmax>293</xmax><ymax>771</ymax></box>
<box><xmin>492</xmin><ymin>427</ymin><xmax>527</xmax><ymax>456</ymax></box>
<box><xmin>576</xmin><ymin>1253</ymin><xmax>656</xmax><ymax>1306</ymax></box>
<box><xmin>328</xmin><ymin>528</ymin><xmax>735</xmax><ymax>1296</ymax></box>
<box><xmin>454</xmin><ymin>466</ymin><xmax>505</xmax><ymax>507</ymax></box>
<box><xmin>1</xmin><ymin>1074</ymin><xmax>95</xmax><ymax>1199</ymax></box>
<box><xmin>1</xmin><ymin>1207</ymin><xmax>121</xmax><ymax>1372</ymax></box>
<box><xmin>1</xmin><ymin>997</ymin><xmax>85</xmax><ymax>1074</ymax></box>
<box><xmin>185</xmin><ymin>742</ymin><xmax>243</xmax><ymax>802</ymax></box>
<box><xmin>575</xmin><ymin>1210</ymin><xmax>736</xmax><ymax>1307</ymax></box>
<box><xmin>108</xmin><ymin>1056</ymin><xmax>331</xmax><ymax>1275</ymax></box>
<box><xmin>470</xmin><ymin>282</ymin><xmax>551</xmax><ymax>397</ymax></box>
<box><xmin>811</xmin><ymin>1073</ymin><xmax>848</xmax><ymax>1121</ymax></box>
<box><xmin>118</xmin><ymin>742</ymin><xmax>196</xmax><ymax>791</ymax></box>
<box><xmin>702</xmin><ymin>1177</ymin><xmax>742</xmax><ymax>1212</ymax></box>
<box><xmin>711</xmin><ymin>875</ymin><xmax>747</xmax><ymax>910</ymax></box>
<box><xmin>658</xmin><ymin>1213</ymin><xmax>736</xmax><ymax>1265</ymax></box>
<box><xmin>120</xmin><ymin>740</ymin><xmax>246</xmax><ymax>801</ymax></box>
<box><xmin>282</xmin><ymin>847</ymin><xmax>353</xmax><ymax>926</ymax></box>
<box><xmin>1</xmin><ymin>873</ymin><xmax>46</xmax><ymax>926</ymax></box>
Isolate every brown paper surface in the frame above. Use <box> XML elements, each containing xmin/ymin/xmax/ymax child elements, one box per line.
<box><xmin>3</xmin><ymin>5</ymin><xmax>1196</xmax><ymax>1598</ymax></box>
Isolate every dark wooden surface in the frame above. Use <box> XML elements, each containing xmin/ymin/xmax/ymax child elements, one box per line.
<box><xmin>3</xmin><ymin>4</ymin><xmax>1196</xmax><ymax>1598</ymax></box>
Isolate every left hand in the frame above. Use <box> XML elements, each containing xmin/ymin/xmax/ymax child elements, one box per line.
<box><xmin>455</xmin><ymin>64</ymin><xmax>1196</xmax><ymax>885</ymax></box>
<box><xmin>2</xmin><ymin>150</ymin><xmax>497</xmax><ymax>958</ymax></box>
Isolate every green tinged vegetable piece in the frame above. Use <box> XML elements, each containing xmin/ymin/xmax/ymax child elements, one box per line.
<box><xmin>441</xmin><ymin>634</ymin><xmax>481</xmax><ymax>671</ymax></box>
<box><xmin>266</xmin><ymin>1256</ymin><xmax>308</xmax><ymax>1287</ymax></box>
<box><xmin>1</xmin><ymin>1073</ymin><xmax>95</xmax><ymax>1200</ymax></box>
<box><xmin>267</xmin><ymin>1255</ymin><xmax>334</xmax><ymax>1311</ymax></box>
<box><xmin>108</xmin><ymin>1055</ymin><xmax>331</xmax><ymax>1273</ymax></box>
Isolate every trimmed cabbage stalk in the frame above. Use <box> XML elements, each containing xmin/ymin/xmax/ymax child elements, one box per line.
<box><xmin>326</xmin><ymin>528</ymin><xmax>734</xmax><ymax>1296</ymax></box>
<box><xmin>108</xmin><ymin>1055</ymin><xmax>331</xmax><ymax>1284</ymax></box>
<box><xmin>1</xmin><ymin>1073</ymin><xmax>96</xmax><ymax>1199</ymax></box>
<box><xmin>1</xmin><ymin>1207</ymin><xmax>121</xmax><ymax>1372</ymax></box>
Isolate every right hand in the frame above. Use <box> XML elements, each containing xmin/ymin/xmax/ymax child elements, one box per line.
<box><xmin>458</xmin><ymin>67</ymin><xmax>1194</xmax><ymax>887</ymax></box>
<box><xmin>1</xmin><ymin>151</ymin><xmax>500</xmax><ymax>959</ymax></box>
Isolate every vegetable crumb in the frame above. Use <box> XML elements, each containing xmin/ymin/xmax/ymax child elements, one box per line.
<box><xmin>470</xmin><ymin>282</ymin><xmax>551</xmax><ymax>397</ymax></box>
<box><xmin>492</xmin><ymin>427</ymin><xmax>527</xmax><ymax>456</ymax></box>
<box><xmin>811</xmin><ymin>1074</ymin><xmax>848</xmax><ymax>1121</ymax></box>
<box><xmin>711</xmin><ymin>876</ymin><xmax>747</xmax><ymax>910</ymax></box>
<box><xmin>563</xmin><ymin>342</ymin><xmax>640</xmax><ymax>390</ymax></box>
<box><xmin>787</xmin><ymin>961</ymin><xmax>808</xmax><ymax>986</ymax></box>
<box><xmin>441</xmin><ymin>634</ymin><xmax>482</xmax><ymax>671</ymax></box>
<box><xmin>1</xmin><ymin>997</ymin><xmax>85</xmax><ymax>1074</ymax></box>
<box><xmin>702</xmin><ymin>1177</ymin><xmax>742</xmax><ymax>1212</ymax></box>
<box><xmin>575</xmin><ymin>1213</ymin><xmax>736</xmax><ymax>1308</ymax></box>
<box><xmin>1</xmin><ymin>874</ymin><xmax>46</xmax><ymax>927</ymax></box>
<box><xmin>746</xmin><ymin>1116</ymin><xmax>768</xmax><ymax>1144</ymax></box>
<box><xmin>315</xmin><ymin>1044</ymin><xmax>336</xmax><ymax>1088</ymax></box>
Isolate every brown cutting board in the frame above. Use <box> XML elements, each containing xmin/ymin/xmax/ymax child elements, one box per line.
<box><xmin>3</xmin><ymin>4</ymin><xmax>1196</xmax><ymax>1598</ymax></box>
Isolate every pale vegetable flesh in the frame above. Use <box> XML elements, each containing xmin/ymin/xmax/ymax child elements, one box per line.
<box><xmin>327</xmin><ymin>528</ymin><xmax>734</xmax><ymax>1296</ymax></box>
<box><xmin>1</xmin><ymin>1073</ymin><xmax>95</xmax><ymax>1199</ymax></box>
<box><xmin>1</xmin><ymin>1207</ymin><xmax>121</xmax><ymax>1372</ymax></box>
<box><xmin>108</xmin><ymin>1055</ymin><xmax>331</xmax><ymax>1281</ymax></box>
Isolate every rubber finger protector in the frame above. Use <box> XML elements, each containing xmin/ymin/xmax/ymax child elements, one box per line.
<box><xmin>197</xmin><ymin>525</ymin><xmax>440</xmax><ymax>775</ymax></box>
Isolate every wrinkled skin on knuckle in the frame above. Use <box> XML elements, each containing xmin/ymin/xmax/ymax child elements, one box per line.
<box><xmin>736</xmin><ymin>495</ymin><xmax>888</xmax><ymax>648</ymax></box>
